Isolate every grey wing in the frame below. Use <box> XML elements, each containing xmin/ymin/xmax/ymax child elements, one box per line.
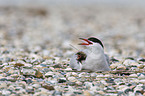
<box><xmin>105</xmin><ymin>54</ymin><xmax>110</xmax><ymax>66</ymax></box>
<box><xmin>70</xmin><ymin>54</ymin><xmax>77</xmax><ymax>68</ymax></box>
<box><xmin>70</xmin><ymin>54</ymin><xmax>82</xmax><ymax>71</ymax></box>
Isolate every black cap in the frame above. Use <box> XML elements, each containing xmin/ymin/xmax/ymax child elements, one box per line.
<box><xmin>88</xmin><ymin>37</ymin><xmax>104</xmax><ymax>48</ymax></box>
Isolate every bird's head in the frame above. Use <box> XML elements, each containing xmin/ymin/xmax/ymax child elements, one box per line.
<box><xmin>78</xmin><ymin>37</ymin><xmax>104</xmax><ymax>50</ymax></box>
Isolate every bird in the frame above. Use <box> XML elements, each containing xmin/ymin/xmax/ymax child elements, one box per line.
<box><xmin>70</xmin><ymin>37</ymin><xmax>111</xmax><ymax>72</ymax></box>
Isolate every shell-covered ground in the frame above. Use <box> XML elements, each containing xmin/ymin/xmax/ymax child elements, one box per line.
<box><xmin>0</xmin><ymin>3</ymin><xmax>145</xmax><ymax>96</ymax></box>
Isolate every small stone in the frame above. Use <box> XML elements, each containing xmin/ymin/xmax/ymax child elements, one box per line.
<box><xmin>68</xmin><ymin>77</ymin><xmax>77</xmax><ymax>82</ymax></box>
<box><xmin>125</xmin><ymin>57</ymin><xmax>135</xmax><ymax>60</ymax></box>
<box><xmin>106</xmin><ymin>78</ymin><xmax>115</xmax><ymax>84</ymax></box>
<box><xmin>40</xmin><ymin>64</ymin><xmax>47</xmax><ymax>67</ymax></box>
<box><xmin>9</xmin><ymin>94</ymin><xmax>16</xmax><ymax>96</ymax></box>
<box><xmin>7</xmin><ymin>76</ymin><xmax>17</xmax><ymax>82</ymax></box>
<box><xmin>83</xmin><ymin>91</ymin><xmax>92</xmax><ymax>96</ymax></box>
<box><xmin>24</xmin><ymin>63</ymin><xmax>33</xmax><ymax>68</ymax></box>
<box><xmin>35</xmin><ymin>70</ymin><xmax>43</xmax><ymax>78</ymax></box>
<box><xmin>68</xmin><ymin>82</ymin><xmax>76</xmax><ymax>86</ymax></box>
<box><xmin>49</xmin><ymin>80</ymin><xmax>57</xmax><ymax>84</ymax></box>
<box><xmin>123</xmin><ymin>59</ymin><xmax>136</xmax><ymax>66</ymax></box>
<box><xmin>11</xmin><ymin>74</ymin><xmax>19</xmax><ymax>78</ymax></box>
<box><xmin>138</xmin><ymin>73</ymin><xmax>145</xmax><ymax>79</ymax></box>
<box><xmin>21</xmin><ymin>68</ymin><xmax>36</xmax><ymax>76</ymax></box>
<box><xmin>2</xmin><ymin>90</ymin><xmax>11</xmax><ymax>95</ymax></box>
<box><xmin>32</xmin><ymin>84</ymin><xmax>41</xmax><ymax>88</ymax></box>
<box><xmin>27</xmin><ymin>86</ymin><xmax>33</xmax><ymax>90</ymax></box>
<box><xmin>37</xmin><ymin>88</ymin><xmax>49</xmax><ymax>92</ymax></box>
<box><xmin>137</xmin><ymin>64</ymin><xmax>145</xmax><ymax>69</ymax></box>
<box><xmin>52</xmin><ymin>91</ymin><xmax>62</xmax><ymax>96</ymax></box>
<box><xmin>128</xmin><ymin>92</ymin><xmax>135</xmax><ymax>96</ymax></box>
<box><xmin>65</xmin><ymin>73</ymin><xmax>71</xmax><ymax>78</ymax></box>
<box><xmin>14</xmin><ymin>63</ymin><xmax>24</xmax><ymax>67</ymax></box>
<box><xmin>0</xmin><ymin>82</ymin><xmax>7</xmax><ymax>88</ymax></box>
<box><xmin>71</xmin><ymin>72</ymin><xmax>78</xmax><ymax>76</ymax></box>
<box><xmin>0</xmin><ymin>78</ymin><xmax>7</xmax><ymax>81</ymax></box>
<box><xmin>129</xmin><ymin>62</ymin><xmax>138</xmax><ymax>67</ymax></box>
<box><xmin>138</xmin><ymin>58</ymin><xmax>145</xmax><ymax>62</ymax></box>
<box><xmin>123</xmin><ymin>87</ymin><xmax>132</xmax><ymax>94</ymax></box>
<box><xmin>134</xmin><ymin>84</ymin><xmax>143</xmax><ymax>92</ymax></box>
<box><xmin>118</xmin><ymin>85</ymin><xmax>128</xmax><ymax>91</ymax></box>
<box><xmin>97</xmin><ymin>91</ymin><xmax>105</xmax><ymax>95</ymax></box>
<box><xmin>3</xmin><ymin>66</ymin><xmax>11</xmax><ymax>72</ymax></box>
<box><xmin>117</xmin><ymin>91</ymin><xmax>124</xmax><ymax>96</ymax></box>
<box><xmin>132</xmin><ymin>79</ymin><xmax>139</xmax><ymax>83</ymax></box>
<box><xmin>65</xmin><ymin>68</ymin><xmax>72</xmax><ymax>71</ymax></box>
<box><xmin>24</xmin><ymin>78</ymin><xmax>33</xmax><ymax>84</ymax></box>
<box><xmin>15</xmin><ymin>86</ymin><xmax>23</xmax><ymax>91</ymax></box>
<box><xmin>43</xmin><ymin>68</ymin><xmax>50</xmax><ymax>72</ymax></box>
<box><xmin>110</xmin><ymin>63</ymin><xmax>118</xmax><ymax>69</ymax></box>
<box><xmin>34</xmin><ymin>65</ymin><xmax>45</xmax><ymax>69</ymax></box>
<box><xmin>58</xmin><ymin>78</ymin><xmax>67</xmax><ymax>83</ymax></box>
<box><xmin>129</xmin><ymin>74</ymin><xmax>138</xmax><ymax>78</ymax></box>
<box><xmin>76</xmin><ymin>81</ymin><xmax>83</xmax><ymax>86</ymax></box>
<box><xmin>135</xmin><ymin>92</ymin><xmax>143</xmax><ymax>96</ymax></box>
<box><xmin>73</xmin><ymin>90</ymin><xmax>83</xmax><ymax>94</ymax></box>
<box><xmin>139</xmin><ymin>79</ymin><xmax>145</xmax><ymax>83</ymax></box>
<box><xmin>110</xmin><ymin>57</ymin><xmax>119</xmax><ymax>62</ymax></box>
<box><xmin>100</xmin><ymin>80</ymin><xmax>108</xmax><ymax>86</ymax></box>
<box><xmin>53</xmin><ymin>64</ymin><xmax>62</xmax><ymax>68</ymax></box>
<box><xmin>84</xmin><ymin>82</ymin><xmax>92</xmax><ymax>89</ymax></box>
<box><xmin>116</xmin><ymin>66</ymin><xmax>126</xmax><ymax>70</ymax></box>
<box><xmin>26</xmin><ymin>89</ymin><xmax>34</xmax><ymax>94</ymax></box>
<box><xmin>45</xmin><ymin>72</ymin><xmax>54</xmax><ymax>77</ymax></box>
<box><xmin>42</xmin><ymin>85</ymin><xmax>55</xmax><ymax>90</ymax></box>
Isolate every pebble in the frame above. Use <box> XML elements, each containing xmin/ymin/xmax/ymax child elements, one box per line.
<box><xmin>68</xmin><ymin>77</ymin><xmax>77</xmax><ymax>82</ymax></box>
<box><xmin>42</xmin><ymin>85</ymin><xmax>55</xmax><ymax>90</ymax></box>
<box><xmin>2</xmin><ymin>89</ymin><xmax>11</xmax><ymax>95</ymax></box>
<box><xmin>32</xmin><ymin>84</ymin><xmax>41</xmax><ymax>88</ymax></box>
<box><xmin>0</xmin><ymin>82</ymin><xmax>7</xmax><ymax>88</ymax></box>
<box><xmin>83</xmin><ymin>91</ymin><xmax>92</xmax><ymax>96</ymax></box>
<box><xmin>129</xmin><ymin>74</ymin><xmax>138</xmax><ymax>78</ymax></box>
<box><xmin>65</xmin><ymin>68</ymin><xmax>72</xmax><ymax>71</ymax></box>
<box><xmin>21</xmin><ymin>68</ymin><xmax>36</xmax><ymax>76</ymax></box>
<box><xmin>76</xmin><ymin>81</ymin><xmax>83</xmax><ymax>86</ymax></box>
<box><xmin>0</xmin><ymin>6</ymin><xmax>144</xmax><ymax>96</ymax></box>
<box><xmin>24</xmin><ymin>63</ymin><xmax>33</xmax><ymax>68</ymax></box>
<box><xmin>58</xmin><ymin>78</ymin><xmax>67</xmax><ymax>83</ymax></box>
<box><xmin>139</xmin><ymin>79</ymin><xmax>145</xmax><ymax>83</ymax></box>
<box><xmin>137</xmin><ymin>64</ymin><xmax>145</xmax><ymax>69</ymax></box>
<box><xmin>45</xmin><ymin>72</ymin><xmax>54</xmax><ymax>77</ymax></box>
<box><xmin>110</xmin><ymin>63</ymin><xmax>118</xmax><ymax>69</ymax></box>
<box><xmin>52</xmin><ymin>91</ymin><xmax>62</xmax><ymax>96</ymax></box>
<box><xmin>123</xmin><ymin>59</ymin><xmax>136</xmax><ymax>66</ymax></box>
<box><xmin>138</xmin><ymin>74</ymin><xmax>145</xmax><ymax>79</ymax></box>
<box><xmin>35</xmin><ymin>70</ymin><xmax>43</xmax><ymax>78</ymax></box>
<box><xmin>100</xmin><ymin>80</ymin><xmax>108</xmax><ymax>86</ymax></box>
<box><xmin>116</xmin><ymin>66</ymin><xmax>126</xmax><ymax>70</ymax></box>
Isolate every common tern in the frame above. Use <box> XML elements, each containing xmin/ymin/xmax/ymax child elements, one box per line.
<box><xmin>70</xmin><ymin>37</ymin><xmax>111</xmax><ymax>72</ymax></box>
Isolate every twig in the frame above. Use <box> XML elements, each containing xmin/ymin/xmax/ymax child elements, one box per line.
<box><xmin>69</xmin><ymin>44</ymin><xmax>79</xmax><ymax>51</ymax></box>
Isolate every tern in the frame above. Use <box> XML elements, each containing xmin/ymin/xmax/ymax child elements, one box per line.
<box><xmin>70</xmin><ymin>37</ymin><xmax>111</xmax><ymax>72</ymax></box>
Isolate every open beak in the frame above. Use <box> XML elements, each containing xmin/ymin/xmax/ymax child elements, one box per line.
<box><xmin>78</xmin><ymin>38</ymin><xmax>93</xmax><ymax>45</ymax></box>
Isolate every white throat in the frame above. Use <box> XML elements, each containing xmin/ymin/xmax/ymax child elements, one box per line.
<box><xmin>87</xmin><ymin>43</ymin><xmax>104</xmax><ymax>54</ymax></box>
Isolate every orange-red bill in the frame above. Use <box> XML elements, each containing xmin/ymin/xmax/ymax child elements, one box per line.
<box><xmin>78</xmin><ymin>38</ymin><xmax>93</xmax><ymax>45</ymax></box>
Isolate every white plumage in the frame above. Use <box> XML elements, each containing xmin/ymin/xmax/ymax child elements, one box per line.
<box><xmin>70</xmin><ymin>37</ymin><xmax>111</xmax><ymax>72</ymax></box>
